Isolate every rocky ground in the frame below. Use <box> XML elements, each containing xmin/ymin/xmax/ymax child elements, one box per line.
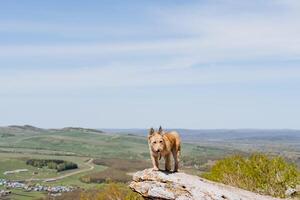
<box><xmin>130</xmin><ymin>169</ymin><xmax>285</xmax><ymax>200</ymax></box>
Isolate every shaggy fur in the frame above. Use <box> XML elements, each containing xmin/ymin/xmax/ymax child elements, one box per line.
<box><xmin>148</xmin><ymin>127</ymin><xmax>181</xmax><ymax>172</ymax></box>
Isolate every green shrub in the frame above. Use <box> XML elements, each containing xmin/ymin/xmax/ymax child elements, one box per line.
<box><xmin>202</xmin><ymin>153</ymin><xmax>300</xmax><ymax>198</ymax></box>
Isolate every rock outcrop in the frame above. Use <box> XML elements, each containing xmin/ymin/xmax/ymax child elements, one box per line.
<box><xmin>129</xmin><ymin>169</ymin><xmax>283</xmax><ymax>200</ymax></box>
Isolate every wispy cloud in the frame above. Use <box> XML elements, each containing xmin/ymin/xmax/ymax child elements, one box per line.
<box><xmin>0</xmin><ymin>20</ymin><xmax>150</xmax><ymax>38</ymax></box>
<box><xmin>1</xmin><ymin>0</ymin><xmax>299</xmax><ymax>66</ymax></box>
<box><xmin>156</xmin><ymin>0</ymin><xmax>300</xmax><ymax>60</ymax></box>
<box><xmin>1</xmin><ymin>64</ymin><xmax>300</xmax><ymax>95</ymax></box>
<box><xmin>0</xmin><ymin>38</ymin><xmax>199</xmax><ymax>57</ymax></box>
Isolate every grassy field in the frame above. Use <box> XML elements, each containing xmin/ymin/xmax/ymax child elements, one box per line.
<box><xmin>0</xmin><ymin>131</ymin><xmax>149</xmax><ymax>159</ymax></box>
<box><xmin>9</xmin><ymin>190</ymin><xmax>46</xmax><ymax>200</ymax></box>
<box><xmin>0</xmin><ymin>153</ymin><xmax>94</xmax><ymax>180</ymax></box>
<box><xmin>45</xmin><ymin>165</ymin><xmax>107</xmax><ymax>188</ymax></box>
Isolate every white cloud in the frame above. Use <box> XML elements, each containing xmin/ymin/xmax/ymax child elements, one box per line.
<box><xmin>155</xmin><ymin>0</ymin><xmax>300</xmax><ymax>59</ymax></box>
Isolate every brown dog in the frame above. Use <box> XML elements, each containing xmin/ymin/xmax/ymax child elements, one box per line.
<box><xmin>148</xmin><ymin>126</ymin><xmax>181</xmax><ymax>172</ymax></box>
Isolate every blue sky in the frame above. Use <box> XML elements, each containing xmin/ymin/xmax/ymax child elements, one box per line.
<box><xmin>0</xmin><ymin>0</ymin><xmax>300</xmax><ymax>129</ymax></box>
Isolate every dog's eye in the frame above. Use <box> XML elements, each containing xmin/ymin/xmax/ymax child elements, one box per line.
<box><xmin>159</xmin><ymin>140</ymin><xmax>163</xmax><ymax>143</ymax></box>
<box><xmin>153</xmin><ymin>141</ymin><xmax>156</xmax><ymax>144</ymax></box>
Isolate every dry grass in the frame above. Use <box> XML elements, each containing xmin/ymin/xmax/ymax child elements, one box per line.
<box><xmin>42</xmin><ymin>183</ymin><xmax>142</xmax><ymax>200</ymax></box>
<box><xmin>80</xmin><ymin>158</ymin><xmax>150</xmax><ymax>184</ymax></box>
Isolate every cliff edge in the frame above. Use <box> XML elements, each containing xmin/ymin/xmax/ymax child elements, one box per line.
<box><xmin>129</xmin><ymin>168</ymin><xmax>283</xmax><ymax>200</ymax></box>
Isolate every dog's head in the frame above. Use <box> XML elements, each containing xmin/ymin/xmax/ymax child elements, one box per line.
<box><xmin>148</xmin><ymin>126</ymin><xmax>165</xmax><ymax>153</ymax></box>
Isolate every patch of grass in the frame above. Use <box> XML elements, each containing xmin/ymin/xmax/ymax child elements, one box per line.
<box><xmin>181</xmin><ymin>144</ymin><xmax>242</xmax><ymax>172</ymax></box>
<box><xmin>81</xmin><ymin>158</ymin><xmax>150</xmax><ymax>184</ymax></box>
<box><xmin>0</xmin><ymin>132</ymin><xmax>150</xmax><ymax>159</ymax></box>
<box><xmin>202</xmin><ymin>153</ymin><xmax>300</xmax><ymax>198</ymax></box>
<box><xmin>0</xmin><ymin>133</ymin><xmax>15</xmax><ymax>138</ymax></box>
<box><xmin>93</xmin><ymin>158</ymin><xmax>150</xmax><ymax>171</ymax></box>
<box><xmin>52</xmin><ymin>183</ymin><xmax>143</xmax><ymax>200</ymax></box>
<box><xmin>0</xmin><ymin>153</ymin><xmax>97</xmax><ymax>182</ymax></box>
<box><xmin>81</xmin><ymin>168</ymin><xmax>131</xmax><ymax>183</ymax></box>
<box><xmin>10</xmin><ymin>189</ymin><xmax>46</xmax><ymax>200</ymax></box>
<box><xmin>46</xmin><ymin>165</ymin><xmax>107</xmax><ymax>189</ymax></box>
<box><xmin>0</xmin><ymin>158</ymin><xmax>57</xmax><ymax>180</ymax></box>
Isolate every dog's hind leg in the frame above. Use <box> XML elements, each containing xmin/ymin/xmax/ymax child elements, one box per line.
<box><xmin>164</xmin><ymin>154</ymin><xmax>171</xmax><ymax>171</ymax></box>
<box><xmin>172</xmin><ymin>148</ymin><xmax>180</xmax><ymax>172</ymax></box>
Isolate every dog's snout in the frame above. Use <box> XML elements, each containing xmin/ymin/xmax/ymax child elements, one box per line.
<box><xmin>156</xmin><ymin>150</ymin><xmax>160</xmax><ymax>153</ymax></box>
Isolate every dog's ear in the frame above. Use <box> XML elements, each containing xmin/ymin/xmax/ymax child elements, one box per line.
<box><xmin>158</xmin><ymin>126</ymin><xmax>163</xmax><ymax>134</ymax></box>
<box><xmin>149</xmin><ymin>128</ymin><xmax>155</xmax><ymax>136</ymax></box>
<box><xmin>148</xmin><ymin>128</ymin><xmax>155</xmax><ymax>140</ymax></box>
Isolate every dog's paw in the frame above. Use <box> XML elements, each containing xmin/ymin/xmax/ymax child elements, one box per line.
<box><xmin>152</xmin><ymin>167</ymin><xmax>160</xmax><ymax>171</ymax></box>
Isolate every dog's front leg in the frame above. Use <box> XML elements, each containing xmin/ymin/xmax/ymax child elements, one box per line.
<box><xmin>151</xmin><ymin>153</ymin><xmax>159</xmax><ymax>170</ymax></box>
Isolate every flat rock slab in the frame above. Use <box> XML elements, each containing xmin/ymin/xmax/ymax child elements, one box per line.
<box><xmin>129</xmin><ymin>168</ymin><xmax>283</xmax><ymax>200</ymax></box>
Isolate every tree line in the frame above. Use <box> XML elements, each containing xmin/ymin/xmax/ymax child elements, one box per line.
<box><xmin>26</xmin><ymin>159</ymin><xmax>78</xmax><ymax>172</ymax></box>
